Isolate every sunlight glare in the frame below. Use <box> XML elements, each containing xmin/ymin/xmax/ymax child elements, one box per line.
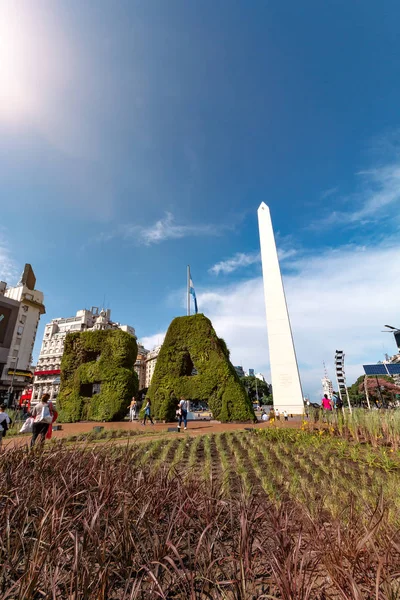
<box><xmin>0</xmin><ymin>3</ymin><xmax>37</xmax><ymax>121</ymax></box>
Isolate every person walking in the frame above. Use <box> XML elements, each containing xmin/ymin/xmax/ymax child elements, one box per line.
<box><xmin>142</xmin><ymin>398</ymin><xmax>154</xmax><ymax>425</ymax></box>
<box><xmin>30</xmin><ymin>393</ymin><xmax>54</xmax><ymax>447</ymax></box>
<box><xmin>129</xmin><ymin>397</ymin><xmax>137</xmax><ymax>421</ymax></box>
<box><xmin>45</xmin><ymin>399</ymin><xmax>58</xmax><ymax>440</ymax></box>
<box><xmin>22</xmin><ymin>402</ymin><xmax>29</xmax><ymax>420</ymax></box>
<box><xmin>177</xmin><ymin>397</ymin><xmax>188</xmax><ymax>431</ymax></box>
<box><xmin>261</xmin><ymin>410</ymin><xmax>269</xmax><ymax>422</ymax></box>
<box><xmin>321</xmin><ymin>394</ymin><xmax>333</xmax><ymax>411</ymax></box>
<box><xmin>283</xmin><ymin>410</ymin><xmax>288</xmax><ymax>421</ymax></box>
<box><xmin>0</xmin><ymin>405</ymin><xmax>11</xmax><ymax>447</ymax></box>
<box><xmin>275</xmin><ymin>408</ymin><xmax>280</xmax><ymax>421</ymax></box>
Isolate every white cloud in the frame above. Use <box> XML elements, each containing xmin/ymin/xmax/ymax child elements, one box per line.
<box><xmin>320</xmin><ymin>187</ymin><xmax>338</xmax><ymax>200</ymax></box>
<box><xmin>194</xmin><ymin>241</ymin><xmax>400</xmax><ymax>401</ymax></box>
<box><xmin>277</xmin><ymin>248</ymin><xmax>298</xmax><ymax>261</ymax></box>
<box><xmin>315</xmin><ymin>159</ymin><xmax>400</xmax><ymax>228</ymax></box>
<box><xmin>122</xmin><ymin>212</ymin><xmax>222</xmax><ymax>246</ymax></box>
<box><xmin>0</xmin><ymin>235</ymin><xmax>18</xmax><ymax>283</ymax></box>
<box><xmin>209</xmin><ymin>248</ymin><xmax>297</xmax><ymax>275</ymax></box>
<box><xmin>209</xmin><ymin>252</ymin><xmax>260</xmax><ymax>275</ymax></box>
<box><xmin>353</xmin><ymin>164</ymin><xmax>400</xmax><ymax>219</ymax></box>
<box><xmin>141</xmin><ymin>332</ymin><xmax>166</xmax><ymax>351</ymax></box>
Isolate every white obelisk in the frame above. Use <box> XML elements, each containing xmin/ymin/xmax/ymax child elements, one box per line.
<box><xmin>257</xmin><ymin>202</ymin><xmax>304</xmax><ymax>414</ymax></box>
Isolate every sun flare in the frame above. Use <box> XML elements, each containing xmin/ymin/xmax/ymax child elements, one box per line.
<box><xmin>0</xmin><ymin>3</ymin><xmax>34</xmax><ymax>120</ymax></box>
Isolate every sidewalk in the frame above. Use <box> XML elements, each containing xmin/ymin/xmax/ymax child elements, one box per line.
<box><xmin>5</xmin><ymin>416</ymin><xmax>303</xmax><ymax>448</ymax></box>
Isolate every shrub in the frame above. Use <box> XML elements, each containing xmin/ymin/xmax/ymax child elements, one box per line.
<box><xmin>57</xmin><ymin>329</ymin><xmax>138</xmax><ymax>422</ymax></box>
<box><xmin>147</xmin><ymin>314</ymin><xmax>256</xmax><ymax>422</ymax></box>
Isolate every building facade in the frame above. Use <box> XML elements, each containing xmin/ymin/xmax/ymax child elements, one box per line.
<box><xmin>0</xmin><ymin>264</ymin><xmax>45</xmax><ymax>404</ymax></box>
<box><xmin>389</xmin><ymin>329</ymin><xmax>400</xmax><ymax>386</ymax></box>
<box><xmin>32</xmin><ymin>307</ymin><xmax>135</xmax><ymax>403</ymax></box>
<box><xmin>134</xmin><ymin>343</ymin><xmax>149</xmax><ymax>391</ymax></box>
<box><xmin>321</xmin><ymin>376</ymin><xmax>333</xmax><ymax>399</ymax></box>
<box><xmin>389</xmin><ymin>353</ymin><xmax>400</xmax><ymax>386</ymax></box>
<box><xmin>234</xmin><ymin>365</ymin><xmax>245</xmax><ymax>378</ymax></box>
<box><xmin>145</xmin><ymin>346</ymin><xmax>162</xmax><ymax>388</ymax></box>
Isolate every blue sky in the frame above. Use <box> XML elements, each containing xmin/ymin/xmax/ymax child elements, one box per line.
<box><xmin>1</xmin><ymin>0</ymin><xmax>400</xmax><ymax>398</ymax></box>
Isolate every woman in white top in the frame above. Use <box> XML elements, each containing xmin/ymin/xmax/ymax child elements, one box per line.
<box><xmin>30</xmin><ymin>393</ymin><xmax>54</xmax><ymax>447</ymax></box>
<box><xmin>0</xmin><ymin>404</ymin><xmax>11</xmax><ymax>447</ymax></box>
<box><xmin>177</xmin><ymin>397</ymin><xmax>188</xmax><ymax>431</ymax></box>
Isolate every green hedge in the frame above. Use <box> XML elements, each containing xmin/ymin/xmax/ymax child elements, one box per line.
<box><xmin>147</xmin><ymin>314</ymin><xmax>256</xmax><ymax>422</ymax></box>
<box><xmin>58</xmin><ymin>329</ymin><xmax>138</xmax><ymax>422</ymax></box>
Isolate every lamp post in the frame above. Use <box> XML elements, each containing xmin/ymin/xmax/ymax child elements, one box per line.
<box><xmin>7</xmin><ymin>358</ymin><xmax>18</xmax><ymax>409</ymax></box>
<box><xmin>383</xmin><ymin>325</ymin><xmax>400</xmax><ymax>351</ymax></box>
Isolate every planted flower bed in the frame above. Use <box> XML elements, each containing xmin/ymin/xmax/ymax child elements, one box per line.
<box><xmin>2</xmin><ymin>431</ymin><xmax>400</xmax><ymax>598</ymax></box>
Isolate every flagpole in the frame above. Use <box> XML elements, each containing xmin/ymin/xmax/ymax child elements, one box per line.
<box><xmin>187</xmin><ymin>265</ymin><xmax>190</xmax><ymax>316</ymax></box>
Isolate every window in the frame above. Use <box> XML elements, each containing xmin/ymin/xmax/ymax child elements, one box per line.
<box><xmin>17</xmin><ymin>325</ymin><xmax>24</xmax><ymax>335</ymax></box>
<box><xmin>9</xmin><ymin>361</ymin><xmax>17</xmax><ymax>369</ymax></box>
<box><xmin>25</xmin><ymin>293</ymin><xmax>33</xmax><ymax>301</ymax></box>
<box><xmin>20</xmin><ymin>314</ymin><xmax>26</xmax><ymax>324</ymax></box>
<box><xmin>12</xmin><ymin>349</ymin><xmax>18</xmax><ymax>358</ymax></box>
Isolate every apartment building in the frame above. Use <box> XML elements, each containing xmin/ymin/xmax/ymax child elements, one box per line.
<box><xmin>0</xmin><ymin>264</ymin><xmax>45</xmax><ymax>404</ymax></box>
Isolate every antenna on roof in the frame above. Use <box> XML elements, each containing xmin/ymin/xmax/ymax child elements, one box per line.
<box><xmin>323</xmin><ymin>361</ymin><xmax>329</xmax><ymax>379</ymax></box>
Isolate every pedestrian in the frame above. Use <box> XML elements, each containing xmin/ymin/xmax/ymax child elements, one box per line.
<box><xmin>0</xmin><ymin>404</ymin><xmax>11</xmax><ymax>447</ymax></box>
<box><xmin>45</xmin><ymin>399</ymin><xmax>58</xmax><ymax>440</ymax></box>
<box><xmin>275</xmin><ymin>408</ymin><xmax>280</xmax><ymax>421</ymax></box>
<box><xmin>177</xmin><ymin>397</ymin><xmax>188</xmax><ymax>431</ymax></box>
<box><xmin>336</xmin><ymin>397</ymin><xmax>343</xmax><ymax>410</ymax></box>
<box><xmin>283</xmin><ymin>410</ymin><xmax>288</xmax><ymax>421</ymax></box>
<box><xmin>142</xmin><ymin>398</ymin><xmax>154</xmax><ymax>425</ymax></box>
<box><xmin>305</xmin><ymin>398</ymin><xmax>310</xmax><ymax>418</ymax></box>
<box><xmin>321</xmin><ymin>394</ymin><xmax>333</xmax><ymax>411</ymax></box>
<box><xmin>30</xmin><ymin>393</ymin><xmax>54</xmax><ymax>447</ymax></box>
<box><xmin>129</xmin><ymin>397</ymin><xmax>137</xmax><ymax>421</ymax></box>
<box><xmin>261</xmin><ymin>411</ymin><xmax>269</xmax><ymax>422</ymax></box>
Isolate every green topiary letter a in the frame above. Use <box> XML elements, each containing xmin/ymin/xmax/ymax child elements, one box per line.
<box><xmin>147</xmin><ymin>314</ymin><xmax>256</xmax><ymax>422</ymax></box>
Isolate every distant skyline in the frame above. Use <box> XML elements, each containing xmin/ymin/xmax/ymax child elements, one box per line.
<box><xmin>1</xmin><ymin>1</ymin><xmax>400</xmax><ymax>399</ymax></box>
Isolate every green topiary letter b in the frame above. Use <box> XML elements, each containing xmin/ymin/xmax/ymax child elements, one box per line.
<box><xmin>58</xmin><ymin>329</ymin><xmax>138</xmax><ymax>422</ymax></box>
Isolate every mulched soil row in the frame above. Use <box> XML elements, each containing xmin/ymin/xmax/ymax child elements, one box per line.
<box><xmin>223</xmin><ymin>432</ymin><xmax>264</xmax><ymax>495</ymax></box>
<box><xmin>209</xmin><ymin>435</ymin><xmax>223</xmax><ymax>482</ymax></box>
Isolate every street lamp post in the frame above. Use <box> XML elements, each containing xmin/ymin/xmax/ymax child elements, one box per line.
<box><xmin>363</xmin><ymin>376</ymin><xmax>371</xmax><ymax>410</ymax></box>
<box><xmin>7</xmin><ymin>358</ymin><xmax>18</xmax><ymax>409</ymax></box>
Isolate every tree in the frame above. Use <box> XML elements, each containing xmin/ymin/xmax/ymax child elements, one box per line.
<box><xmin>241</xmin><ymin>375</ymin><xmax>271</xmax><ymax>404</ymax></box>
<box><xmin>347</xmin><ymin>374</ymin><xmax>398</xmax><ymax>407</ymax></box>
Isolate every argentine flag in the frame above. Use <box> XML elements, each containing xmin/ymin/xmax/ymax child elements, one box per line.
<box><xmin>189</xmin><ymin>277</ymin><xmax>198</xmax><ymax>314</ymax></box>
